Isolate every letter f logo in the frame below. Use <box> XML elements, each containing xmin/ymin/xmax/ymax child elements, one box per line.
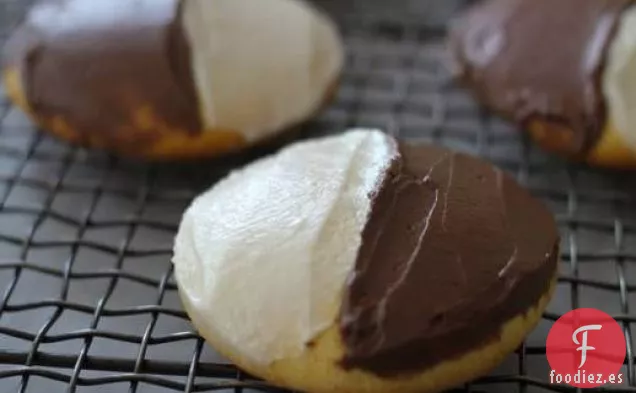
<box><xmin>572</xmin><ymin>324</ymin><xmax>602</xmax><ymax>368</ymax></box>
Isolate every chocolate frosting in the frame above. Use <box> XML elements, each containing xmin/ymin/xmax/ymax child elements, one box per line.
<box><xmin>339</xmin><ymin>142</ymin><xmax>559</xmax><ymax>376</ymax></box>
<box><xmin>2</xmin><ymin>0</ymin><xmax>201</xmax><ymax>144</ymax></box>
<box><xmin>449</xmin><ymin>0</ymin><xmax>633</xmax><ymax>157</ymax></box>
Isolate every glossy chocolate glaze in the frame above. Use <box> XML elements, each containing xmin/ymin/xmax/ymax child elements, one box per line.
<box><xmin>2</xmin><ymin>0</ymin><xmax>201</xmax><ymax>144</ymax></box>
<box><xmin>449</xmin><ymin>0</ymin><xmax>633</xmax><ymax>157</ymax></box>
<box><xmin>339</xmin><ymin>142</ymin><xmax>559</xmax><ymax>376</ymax></box>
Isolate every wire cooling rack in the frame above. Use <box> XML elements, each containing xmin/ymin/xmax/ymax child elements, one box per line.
<box><xmin>1</xmin><ymin>0</ymin><xmax>636</xmax><ymax>392</ymax></box>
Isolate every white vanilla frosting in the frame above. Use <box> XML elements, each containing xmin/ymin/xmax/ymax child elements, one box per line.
<box><xmin>172</xmin><ymin>129</ymin><xmax>395</xmax><ymax>365</ymax></box>
<box><xmin>602</xmin><ymin>5</ymin><xmax>636</xmax><ymax>150</ymax></box>
<box><xmin>182</xmin><ymin>0</ymin><xmax>344</xmax><ymax>141</ymax></box>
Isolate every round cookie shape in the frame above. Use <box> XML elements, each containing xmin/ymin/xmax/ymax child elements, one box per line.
<box><xmin>448</xmin><ymin>0</ymin><xmax>636</xmax><ymax>168</ymax></box>
<box><xmin>1</xmin><ymin>0</ymin><xmax>343</xmax><ymax>160</ymax></box>
<box><xmin>172</xmin><ymin>129</ymin><xmax>560</xmax><ymax>393</ymax></box>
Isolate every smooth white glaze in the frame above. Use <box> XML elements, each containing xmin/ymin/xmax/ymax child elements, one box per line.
<box><xmin>182</xmin><ymin>0</ymin><xmax>344</xmax><ymax>141</ymax></box>
<box><xmin>602</xmin><ymin>6</ymin><xmax>636</xmax><ymax>150</ymax></box>
<box><xmin>172</xmin><ymin>129</ymin><xmax>395</xmax><ymax>365</ymax></box>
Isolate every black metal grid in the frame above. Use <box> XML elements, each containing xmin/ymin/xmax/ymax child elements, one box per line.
<box><xmin>1</xmin><ymin>0</ymin><xmax>636</xmax><ymax>392</ymax></box>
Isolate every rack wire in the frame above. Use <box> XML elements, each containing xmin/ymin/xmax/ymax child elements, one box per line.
<box><xmin>1</xmin><ymin>0</ymin><xmax>636</xmax><ymax>392</ymax></box>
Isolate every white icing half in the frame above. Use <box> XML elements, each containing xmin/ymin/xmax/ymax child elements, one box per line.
<box><xmin>181</xmin><ymin>0</ymin><xmax>344</xmax><ymax>141</ymax></box>
<box><xmin>602</xmin><ymin>6</ymin><xmax>636</xmax><ymax>150</ymax></box>
<box><xmin>172</xmin><ymin>129</ymin><xmax>395</xmax><ymax>365</ymax></box>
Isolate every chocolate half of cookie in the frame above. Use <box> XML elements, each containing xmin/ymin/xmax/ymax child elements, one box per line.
<box><xmin>2</xmin><ymin>0</ymin><xmax>343</xmax><ymax>151</ymax></box>
<box><xmin>172</xmin><ymin>129</ymin><xmax>559</xmax><ymax>378</ymax></box>
<box><xmin>339</xmin><ymin>134</ymin><xmax>559</xmax><ymax>376</ymax></box>
<box><xmin>448</xmin><ymin>0</ymin><xmax>634</xmax><ymax>159</ymax></box>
